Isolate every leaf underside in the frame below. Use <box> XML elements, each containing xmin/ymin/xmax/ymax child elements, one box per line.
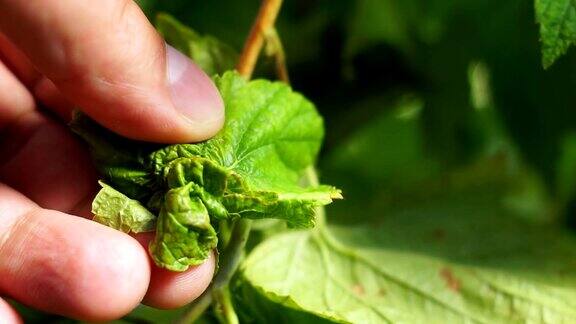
<box><xmin>238</xmin><ymin>206</ymin><xmax>576</xmax><ymax>323</ymax></box>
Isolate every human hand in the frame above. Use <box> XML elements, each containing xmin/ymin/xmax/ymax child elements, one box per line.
<box><xmin>0</xmin><ymin>0</ymin><xmax>225</xmax><ymax>322</ymax></box>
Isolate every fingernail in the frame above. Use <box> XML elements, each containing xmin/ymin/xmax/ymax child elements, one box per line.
<box><xmin>166</xmin><ymin>44</ymin><xmax>224</xmax><ymax>123</ymax></box>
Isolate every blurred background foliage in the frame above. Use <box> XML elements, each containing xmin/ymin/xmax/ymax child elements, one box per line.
<box><xmin>135</xmin><ymin>0</ymin><xmax>576</xmax><ymax>224</ymax></box>
<box><xmin>15</xmin><ymin>0</ymin><xmax>576</xmax><ymax>322</ymax></box>
<box><xmin>136</xmin><ymin>1</ymin><xmax>576</xmax><ymax>321</ymax></box>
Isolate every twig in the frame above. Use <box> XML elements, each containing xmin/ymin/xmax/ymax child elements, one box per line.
<box><xmin>236</xmin><ymin>0</ymin><xmax>284</xmax><ymax>79</ymax></box>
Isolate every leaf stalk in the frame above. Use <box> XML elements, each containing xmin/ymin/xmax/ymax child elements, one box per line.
<box><xmin>178</xmin><ymin>219</ymin><xmax>252</xmax><ymax>323</ymax></box>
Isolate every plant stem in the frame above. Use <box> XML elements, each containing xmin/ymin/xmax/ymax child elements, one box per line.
<box><xmin>213</xmin><ymin>219</ymin><xmax>252</xmax><ymax>288</ymax></box>
<box><xmin>178</xmin><ymin>219</ymin><xmax>252</xmax><ymax>324</ymax></box>
<box><xmin>176</xmin><ymin>292</ymin><xmax>211</xmax><ymax>324</ymax></box>
<box><xmin>264</xmin><ymin>28</ymin><xmax>290</xmax><ymax>83</ymax></box>
<box><xmin>236</xmin><ymin>0</ymin><xmax>284</xmax><ymax>79</ymax></box>
<box><xmin>214</xmin><ymin>287</ymin><xmax>239</xmax><ymax>324</ymax></box>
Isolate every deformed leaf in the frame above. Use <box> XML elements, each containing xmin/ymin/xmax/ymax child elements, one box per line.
<box><xmin>72</xmin><ymin>71</ymin><xmax>341</xmax><ymax>271</ymax></box>
<box><xmin>150</xmin><ymin>183</ymin><xmax>218</xmax><ymax>271</ymax></box>
<box><xmin>535</xmin><ymin>0</ymin><xmax>576</xmax><ymax>68</ymax></box>
<box><xmin>149</xmin><ymin>71</ymin><xmax>341</xmax><ymax>230</ymax></box>
<box><xmin>92</xmin><ymin>181</ymin><xmax>156</xmax><ymax>233</ymax></box>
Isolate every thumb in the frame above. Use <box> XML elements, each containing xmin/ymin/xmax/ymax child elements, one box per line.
<box><xmin>0</xmin><ymin>0</ymin><xmax>224</xmax><ymax>143</ymax></box>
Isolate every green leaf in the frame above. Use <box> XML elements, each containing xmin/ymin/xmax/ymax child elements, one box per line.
<box><xmin>536</xmin><ymin>0</ymin><xmax>576</xmax><ymax>68</ymax></box>
<box><xmin>237</xmin><ymin>208</ymin><xmax>576</xmax><ymax>323</ymax></box>
<box><xmin>92</xmin><ymin>181</ymin><xmax>156</xmax><ymax>233</ymax></box>
<box><xmin>72</xmin><ymin>71</ymin><xmax>340</xmax><ymax>271</ymax></box>
<box><xmin>156</xmin><ymin>13</ymin><xmax>238</xmax><ymax>76</ymax></box>
<box><xmin>149</xmin><ymin>71</ymin><xmax>341</xmax><ymax>229</ymax></box>
<box><xmin>195</xmin><ymin>71</ymin><xmax>326</xmax><ymax>191</ymax></box>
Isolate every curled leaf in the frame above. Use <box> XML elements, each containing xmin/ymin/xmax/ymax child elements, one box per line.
<box><xmin>92</xmin><ymin>181</ymin><xmax>156</xmax><ymax>233</ymax></box>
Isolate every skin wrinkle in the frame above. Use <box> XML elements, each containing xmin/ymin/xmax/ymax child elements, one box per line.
<box><xmin>45</xmin><ymin>2</ymin><xmax>120</xmax><ymax>81</ymax></box>
<box><xmin>0</xmin><ymin>110</ymin><xmax>43</xmax><ymax>167</ymax></box>
<box><xmin>53</xmin><ymin>69</ymin><xmax>198</xmax><ymax>143</ymax></box>
<box><xmin>70</xmin><ymin>43</ymin><xmax>199</xmax><ymax>139</ymax></box>
<box><xmin>0</xmin><ymin>33</ymin><xmax>40</xmax><ymax>85</ymax></box>
<box><xmin>0</xmin><ymin>188</ymin><xmax>37</xmax><ymax>264</ymax></box>
<box><xmin>0</xmin><ymin>61</ymin><xmax>35</xmax><ymax>131</ymax></box>
<box><xmin>0</xmin><ymin>114</ymin><xmax>95</xmax><ymax>211</ymax></box>
<box><xmin>111</xmin><ymin>0</ymin><xmax>160</xmax><ymax>82</ymax></box>
<box><xmin>74</xmin><ymin>75</ymin><xmax>162</xmax><ymax>132</ymax></box>
<box><xmin>6</xmin><ymin>210</ymin><xmax>73</xmax><ymax>307</ymax></box>
<box><xmin>114</xmin><ymin>0</ymin><xmax>132</xmax><ymax>32</ymax></box>
<box><xmin>0</xmin><ymin>210</ymin><xmax>73</xmax><ymax>312</ymax></box>
<box><xmin>36</xmin><ymin>6</ymin><xmax>68</xmax><ymax>80</ymax></box>
<box><xmin>56</xmin><ymin>5</ymin><xmax>162</xmax><ymax>87</ymax></box>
